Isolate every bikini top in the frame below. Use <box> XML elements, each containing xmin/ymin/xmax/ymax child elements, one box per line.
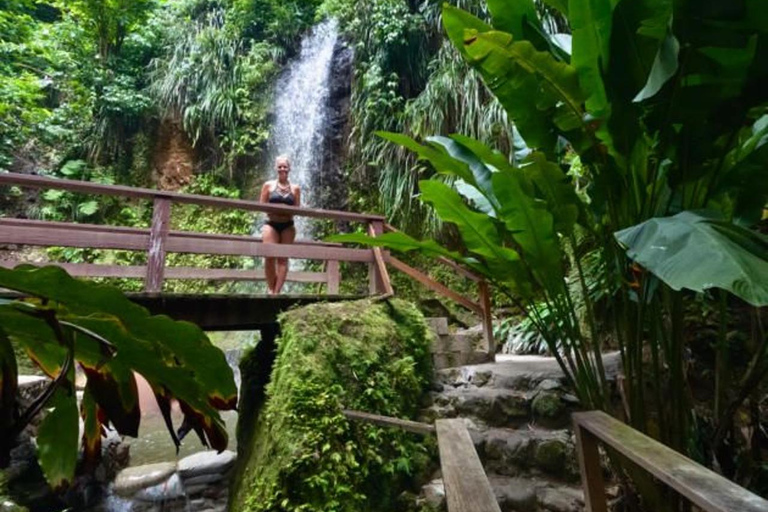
<box><xmin>268</xmin><ymin>185</ymin><xmax>295</xmax><ymax>206</ymax></box>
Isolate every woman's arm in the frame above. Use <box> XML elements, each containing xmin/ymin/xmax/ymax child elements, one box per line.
<box><xmin>259</xmin><ymin>181</ymin><xmax>271</xmax><ymax>203</ymax></box>
<box><xmin>293</xmin><ymin>185</ymin><xmax>301</xmax><ymax>208</ymax></box>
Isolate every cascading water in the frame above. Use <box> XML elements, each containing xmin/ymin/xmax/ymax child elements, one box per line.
<box><xmin>261</xmin><ymin>18</ymin><xmax>339</xmax><ymax>240</ymax></box>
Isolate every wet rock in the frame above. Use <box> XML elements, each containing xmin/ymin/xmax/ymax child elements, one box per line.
<box><xmin>113</xmin><ymin>462</ymin><xmax>177</xmax><ymax>497</ymax></box>
<box><xmin>534</xmin><ymin>439</ymin><xmax>568</xmax><ymax>475</ymax></box>
<box><xmin>488</xmin><ymin>475</ymin><xmax>538</xmax><ymax>512</ymax></box>
<box><xmin>537</xmin><ymin>379</ymin><xmax>562</xmax><ymax>391</ymax></box>
<box><xmin>532</xmin><ymin>391</ymin><xmax>565</xmax><ymax>419</ymax></box>
<box><xmin>134</xmin><ymin>473</ymin><xmax>185</xmax><ymax>502</ymax></box>
<box><xmin>420</xmin><ymin>479</ymin><xmax>445</xmax><ymax>510</ymax></box>
<box><xmin>537</xmin><ymin>486</ymin><xmax>584</xmax><ymax>512</ymax></box>
<box><xmin>178</xmin><ymin>450</ymin><xmax>236</xmax><ymax>479</ymax></box>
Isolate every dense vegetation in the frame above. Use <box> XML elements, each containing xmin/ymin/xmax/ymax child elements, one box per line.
<box><xmin>232</xmin><ymin>299</ymin><xmax>434</xmax><ymax>512</ymax></box>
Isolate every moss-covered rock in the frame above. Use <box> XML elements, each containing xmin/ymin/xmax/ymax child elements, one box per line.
<box><xmin>230</xmin><ymin>299</ymin><xmax>435</xmax><ymax>512</ymax></box>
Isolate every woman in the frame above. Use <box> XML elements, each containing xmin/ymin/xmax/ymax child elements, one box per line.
<box><xmin>260</xmin><ymin>155</ymin><xmax>301</xmax><ymax>294</ymax></box>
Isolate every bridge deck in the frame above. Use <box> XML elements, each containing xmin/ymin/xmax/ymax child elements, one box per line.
<box><xmin>0</xmin><ymin>292</ymin><xmax>364</xmax><ymax>331</ymax></box>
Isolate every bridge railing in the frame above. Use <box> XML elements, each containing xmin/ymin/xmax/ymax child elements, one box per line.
<box><xmin>0</xmin><ymin>172</ymin><xmax>494</xmax><ymax>353</ymax></box>
<box><xmin>573</xmin><ymin>411</ymin><xmax>768</xmax><ymax>512</ymax></box>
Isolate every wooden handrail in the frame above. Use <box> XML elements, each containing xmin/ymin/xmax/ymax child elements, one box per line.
<box><xmin>0</xmin><ymin>172</ymin><xmax>385</xmax><ymax>223</ymax></box>
<box><xmin>343</xmin><ymin>411</ymin><xmax>500</xmax><ymax>512</ymax></box>
<box><xmin>573</xmin><ymin>411</ymin><xmax>768</xmax><ymax>512</ymax></box>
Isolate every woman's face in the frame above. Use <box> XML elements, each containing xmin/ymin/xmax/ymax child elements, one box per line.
<box><xmin>276</xmin><ymin>159</ymin><xmax>290</xmax><ymax>180</ymax></box>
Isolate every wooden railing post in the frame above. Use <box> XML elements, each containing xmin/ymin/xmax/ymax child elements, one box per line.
<box><xmin>478</xmin><ymin>280</ymin><xmax>494</xmax><ymax>358</ymax></box>
<box><xmin>145</xmin><ymin>197</ymin><xmax>171</xmax><ymax>293</ymax></box>
<box><xmin>367</xmin><ymin>220</ymin><xmax>387</xmax><ymax>295</ymax></box>
<box><xmin>574</xmin><ymin>422</ymin><xmax>608</xmax><ymax>512</ymax></box>
<box><xmin>326</xmin><ymin>260</ymin><xmax>340</xmax><ymax>294</ymax></box>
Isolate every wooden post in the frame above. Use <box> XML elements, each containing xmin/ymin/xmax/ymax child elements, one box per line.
<box><xmin>145</xmin><ymin>197</ymin><xmax>171</xmax><ymax>293</ymax></box>
<box><xmin>368</xmin><ymin>220</ymin><xmax>386</xmax><ymax>295</ymax></box>
<box><xmin>574</xmin><ymin>422</ymin><xmax>608</xmax><ymax>512</ymax></box>
<box><xmin>327</xmin><ymin>260</ymin><xmax>340</xmax><ymax>295</ymax></box>
<box><xmin>478</xmin><ymin>280</ymin><xmax>494</xmax><ymax>358</ymax></box>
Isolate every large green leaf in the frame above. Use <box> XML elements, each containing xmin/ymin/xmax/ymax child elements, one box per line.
<box><xmin>491</xmin><ymin>168</ymin><xmax>563</xmax><ymax>287</ymax></box>
<box><xmin>37</xmin><ymin>386</ymin><xmax>78</xmax><ymax>489</ymax></box>
<box><xmin>419</xmin><ymin>179</ymin><xmax>532</xmax><ymax>296</ymax></box>
<box><xmin>376</xmin><ymin>131</ymin><xmax>474</xmax><ymax>183</ymax></box>
<box><xmin>615</xmin><ymin>211</ymin><xmax>768</xmax><ymax>306</ymax></box>
<box><xmin>522</xmin><ymin>152</ymin><xmax>581</xmax><ymax>234</ymax></box>
<box><xmin>0</xmin><ymin>327</ymin><xmax>18</xmax><ymax>439</ymax></box>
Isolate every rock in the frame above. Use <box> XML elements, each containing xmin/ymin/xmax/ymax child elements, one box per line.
<box><xmin>537</xmin><ymin>486</ymin><xmax>584</xmax><ymax>512</ymax></box>
<box><xmin>113</xmin><ymin>462</ymin><xmax>177</xmax><ymax>497</ymax></box>
<box><xmin>532</xmin><ymin>392</ymin><xmax>565</xmax><ymax>419</ymax></box>
<box><xmin>537</xmin><ymin>379</ymin><xmax>562</xmax><ymax>391</ymax></box>
<box><xmin>183</xmin><ymin>473</ymin><xmax>225</xmax><ymax>487</ymax></box>
<box><xmin>420</xmin><ymin>479</ymin><xmax>445</xmax><ymax>509</ymax></box>
<box><xmin>178</xmin><ymin>450</ymin><xmax>236</xmax><ymax>479</ymax></box>
<box><xmin>488</xmin><ymin>475</ymin><xmax>538</xmax><ymax>512</ymax></box>
<box><xmin>134</xmin><ymin>473</ymin><xmax>185</xmax><ymax>502</ymax></box>
<box><xmin>534</xmin><ymin>439</ymin><xmax>568</xmax><ymax>475</ymax></box>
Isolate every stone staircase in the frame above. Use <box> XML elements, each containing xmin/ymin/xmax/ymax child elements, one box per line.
<box><xmin>420</xmin><ymin>319</ymin><xmax>622</xmax><ymax>512</ymax></box>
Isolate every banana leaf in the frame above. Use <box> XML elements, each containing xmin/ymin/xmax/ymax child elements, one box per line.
<box><xmin>615</xmin><ymin>211</ymin><xmax>768</xmax><ymax>306</ymax></box>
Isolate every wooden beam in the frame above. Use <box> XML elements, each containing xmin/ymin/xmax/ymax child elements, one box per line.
<box><xmin>0</xmin><ymin>173</ymin><xmax>385</xmax><ymax>222</ymax></box>
<box><xmin>0</xmin><ymin>218</ymin><xmax>339</xmax><ymax>247</ymax></box>
<box><xmin>574</xmin><ymin>422</ymin><xmax>608</xmax><ymax>512</ymax></box>
<box><xmin>436</xmin><ymin>419</ymin><xmax>501</xmax><ymax>512</ymax></box>
<box><xmin>367</xmin><ymin>222</ymin><xmax>393</xmax><ymax>296</ymax></box>
<box><xmin>478</xmin><ymin>281</ymin><xmax>495</xmax><ymax>357</ymax></box>
<box><xmin>0</xmin><ymin>221</ymin><xmax>375</xmax><ymax>262</ymax></box>
<box><xmin>387</xmin><ymin>256</ymin><xmax>482</xmax><ymax>315</ymax></box>
<box><xmin>342</xmin><ymin>410</ymin><xmax>435</xmax><ymax>436</ymax></box>
<box><xmin>326</xmin><ymin>260</ymin><xmax>340</xmax><ymax>294</ymax></box>
<box><xmin>573</xmin><ymin>411</ymin><xmax>768</xmax><ymax>512</ymax></box>
<box><xmin>0</xmin><ymin>262</ymin><xmax>328</xmax><ymax>283</ymax></box>
<box><xmin>145</xmin><ymin>197</ymin><xmax>170</xmax><ymax>292</ymax></box>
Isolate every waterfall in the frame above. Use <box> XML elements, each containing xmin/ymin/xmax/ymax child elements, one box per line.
<box><xmin>263</xmin><ymin>19</ymin><xmax>339</xmax><ymax>239</ymax></box>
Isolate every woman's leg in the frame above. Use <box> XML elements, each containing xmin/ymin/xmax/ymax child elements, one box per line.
<box><xmin>274</xmin><ymin>225</ymin><xmax>296</xmax><ymax>294</ymax></box>
<box><xmin>262</xmin><ymin>223</ymin><xmax>279</xmax><ymax>294</ymax></box>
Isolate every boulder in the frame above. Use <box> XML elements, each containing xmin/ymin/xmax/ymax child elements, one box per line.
<box><xmin>113</xmin><ymin>462</ymin><xmax>177</xmax><ymax>497</ymax></box>
<box><xmin>134</xmin><ymin>473</ymin><xmax>185</xmax><ymax>502</ymax></box>
<box><xmin>178</xmin><ymin>450</ymin><xmax>236</xmax><ymax>479</ymax></box>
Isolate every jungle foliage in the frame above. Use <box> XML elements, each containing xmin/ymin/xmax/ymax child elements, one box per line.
<box><xmin>333</xmin><ymin>0</ymin><xmax>768</xmax><ymax>502</ymax></box>
<box><xmin>231</xmin><ymin>299</ymin><xmax>434</xmax><ymax>512</ymax></box>
<box><xmin>0</xmin><ymin>265</ymin><xmax>237</xmax><ymax>488</ymax></box>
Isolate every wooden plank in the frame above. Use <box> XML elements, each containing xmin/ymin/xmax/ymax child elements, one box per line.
<box><xmin>342</xmin><ymin>410</ymin><xmax>435</xmax><ymax>436</ymax></box>
<box><xmin>0</xmin><ymin>261</ymin><xmax>327</xmax><ymax>282</ymax></box>
<box><xmin>387</xmin><ymin>256</ymin><xmax>483</xmax><ymax>315</ymax></box>
<box><xmin>367</xmin><ymin>222</ymin><xmax>393</xmax><ymax>296</ymax></box>
<box><xmin>0</xmin><ymin>218</ymin><xmax>342</xmax><ymax>247</ymax></box>
<box><xmin>0</xmin><ymin>173</ymin><xmax>385</xmax><ymax>222</ymax></box>
<box><xmin>0</xmin><ymin>222</ymin><xmax>374</xmax><ymax>262</ymax></box>
<box><xmin>478</xmin><ymin>281</ymin><xmax>495</xmax><ymax>357</ymax></box>
<box><xmin>145</xmin><ymin>197</ymin><xmax>170</xmax><ymax>292</ymax></box>
<box><xmin>436</xmin><ymin>419</ymin><xmax>501</xmax><ymax>512</ymax></box>
<box><xmin>326</xmin><ymin>260</ymin><xmax>340</xmax><ymax>294</ymax></box>
<box><xmin>573</xmin><ymin>411</ymin><xmax>768</xmax><ymax>512</ymax></box>
<box><xmin>384</xmin><ymin>223</ymin><xmax>481</xmax><ymax>282</ymax></box>
<box><xmin>574</xmin><ymin>423</ymin><xmax>608</xmax><ymax>512</ymax></box>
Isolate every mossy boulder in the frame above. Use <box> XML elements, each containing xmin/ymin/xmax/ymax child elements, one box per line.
<box><xmin>230</xmin><ymin>299</ymin><xmax>435</xmax><ymax>512</ymax></box>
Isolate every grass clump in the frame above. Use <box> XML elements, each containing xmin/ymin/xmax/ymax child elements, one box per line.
<box><xmin>232</xmin><ymin>299</ymin><xmax>435</xmax><ymax>512</ymax></box>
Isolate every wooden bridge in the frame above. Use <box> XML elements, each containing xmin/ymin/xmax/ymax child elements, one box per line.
<box><xmin>0</xmin><ymin>172</ymin><xmax>493</xmax><ymax>346</ymax></box>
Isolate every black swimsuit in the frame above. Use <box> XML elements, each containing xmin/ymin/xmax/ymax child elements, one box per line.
<box><xmin>267</xmin><ymin>187</ymin><xmax>295</xmax><ymax>233</ymax></box>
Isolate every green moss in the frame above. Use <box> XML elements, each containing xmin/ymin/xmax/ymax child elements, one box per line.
<box><xmin>231</xmin><ymin>299</ymin><xmax>435</xmax><ymax>512</ymax></box>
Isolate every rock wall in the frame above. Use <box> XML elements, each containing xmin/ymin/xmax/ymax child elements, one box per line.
<box><xmin>104</xmin><ymin>450</ymin><xmax>236</xmax><ymax>512</ymax></box>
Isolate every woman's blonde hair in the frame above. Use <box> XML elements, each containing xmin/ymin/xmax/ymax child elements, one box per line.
<box><xmin>275</xmin><ymin>155</ymin><xmax>291</xmax><ymax>166</ymax></box>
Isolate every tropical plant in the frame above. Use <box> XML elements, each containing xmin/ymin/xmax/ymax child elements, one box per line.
<box><xmin>332</xmin><ymin>0</ymin><xmax>768</xmax><ymax>500</ymax></box>
<box><xmin>0</xmin><ymin>265</ymin><xmax>237</xmax><ymax>488</ymax></box>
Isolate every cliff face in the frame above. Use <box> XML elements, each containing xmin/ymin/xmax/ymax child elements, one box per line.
<box><xmin>230</xmin><ymin>299</ymin><xmax>434</xmax><ymax>512</ymax></box>
<box><xmin>314</xmin><ymin>38</ymin><xmax>353</xmax><ymax>212</ymax></box>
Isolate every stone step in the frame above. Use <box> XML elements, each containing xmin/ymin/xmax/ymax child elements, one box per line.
<box><xmin>435</xmin><ymin>353</ymin><xmax>622</xmax><ymax>393</ymax></box>
<box><xmin>419</xmin><ymin>474</ymin><xmax>585</xmax><ymax>512</ymax></box>
<box><xmin>473</xmin><ymin>427</ymin><xmax>580</xmax><ymax>483</ymax></box>
<box><xmin>423</xmin><ymin>384</ymin><xmax>576</xmax><ymax>429</ymax></box>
